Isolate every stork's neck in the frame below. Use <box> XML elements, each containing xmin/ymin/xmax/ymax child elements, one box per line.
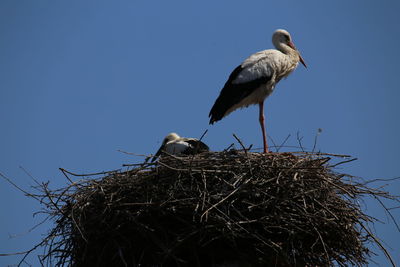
<box><xmin>276</xmin><ymin>43</ymin><xmax>296</xmax><ymax>56</ymax></box>
<box><xmin>276</xmin><ymin>43</ymin><xmax>300</xmax><ymax>65</ymax></box>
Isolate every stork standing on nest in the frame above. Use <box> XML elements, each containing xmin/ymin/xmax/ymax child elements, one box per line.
<box><xmin>209</xmin><ymin>29</ymin><xmax>306</xmax><ymax>153</ymax></box>
<box><xmin>151</xmin><ymin>133</ymin><xmax>209</xmax><ymax>162</ymax></box>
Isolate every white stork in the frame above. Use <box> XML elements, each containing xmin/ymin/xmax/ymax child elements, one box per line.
<box><xmin>209</xmin><ymin>29</ymin><xmax>306</xmax><ymax>153</ymax></box>
<box><xmin>151</xmin><ymin>133</ymin><xmax>209</xmax><ymax>162</ymax></box>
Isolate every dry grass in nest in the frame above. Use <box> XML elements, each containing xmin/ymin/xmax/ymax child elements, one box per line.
<box><xmin>5</xmin><ymin>150</ymin><xmax>399</xmax><ymax>267</ymax></box>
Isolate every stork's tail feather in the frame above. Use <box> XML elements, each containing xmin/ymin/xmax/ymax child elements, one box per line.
<box><xmin>208</xmin><ymin>113</ymin><xmax>216</xmax><ymax>125</ymax></box>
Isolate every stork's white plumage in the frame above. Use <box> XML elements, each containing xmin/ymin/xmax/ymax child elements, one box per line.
<box><xmin>209</xmin><ymin>29</ymin><xmax>306</xmax><ymax>153</ymax></box>
<box><xmin>151</xmin><ymin>133</ymin><xmax>209</xmax><ymax>162</ymax></box>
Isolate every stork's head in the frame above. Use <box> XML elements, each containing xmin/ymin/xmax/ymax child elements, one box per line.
<box><xmin>163</xmin><ymin>132</ymin><xmax>180</xmax><ymax>144</ymax></box>
<box><xmin>151</xmin><ymin>132</ymin><xmax>181</xmax><ymax>162</ymax></box>
<box><xmin>272</xmin><ymin>29</ymin><xmax>307</xmax><ymax>68</ymax></box>
<box><xmin>272</xmin><ymin>29</ymin><xmax>292</xmax><ymax>46</ymax></box>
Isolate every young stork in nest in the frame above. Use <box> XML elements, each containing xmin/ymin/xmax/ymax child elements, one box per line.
<box><xmin>151</xmin><ymin>133</ymin><xmax>209</xmax><ymax>162</ymax></box>
<box><xmin>209</xmin><ymin>29</ymin><xmax>306</xmax><ymax>153</ymax></box>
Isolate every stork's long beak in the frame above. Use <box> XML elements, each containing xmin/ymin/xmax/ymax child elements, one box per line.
<box><xmin>288</xmin><ymin>41</ymin><xmax>307</xmax><ymax>68</ymax></box>
<box><xmin>299</xmin><ymin>55</ymin><xmax>307</xmax><ymax>68</ymax></box>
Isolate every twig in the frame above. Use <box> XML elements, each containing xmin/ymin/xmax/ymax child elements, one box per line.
<box><xmin>268</xmin><ymin>134</ymin><xmax>278</xmax><ymax>152</ymax></box>
<box><xmin>296</xmin><ymin>131</ymin><xmax>305</xmax><ymax>152</ymax></box>
<box><xmin>223</xmin><ymin>143</ymin><xmax>234</xmax><ymax>151</ymax></box>
<box><xmin>19</xmin><ymin>166</ymin><xmax>42</xmax><ymax>187</ymax></box>
<box><xmin>363</xmin><ymin>176</ymin><xmax>400</xmax><ymax>185</ymax></box>
<box><xmin>374</xmin><ymin>196</ymin><xmax>400</xmax><ymax>232</ymax></box>
<box><xmin>198</xmin><ymin>129</ymin><xmax>208</xmax><ymax>141</ymax></box>
<box><xmin>58</xmin><ymin>168</ymin><xmax>120</xmax><ymax>177</ymax></box>
<box><xmin>117</xmin><ymin>150</ymin><xmax>148</xmax><ymax>157</ymax></box>
<box><xmin>0</xmin><ymin>172</ymin><xmax>41</xmax><ymax>202</ymax></box>
<box><xmin>233</xmin><ymin>133</ymin><xmax>248</xmax><ymax>153</ymax></box>
<box><xmin>312</xmin><ymin>128</ymin><xmax>322</xmax><ymax>153</ymax></box>
<box><xmin>360</xmin><ymin>224</ymin><xmax>396</xmax><ymax>267</ymax></box>
<box><xmin>331</xmin><ymin>158</ymin><xmax>358</xmax><ymax>168</ymax></box>
<box><xmin>277</xmin><ymin>134</ymin><xmax>291</xmax><ymax>153</ymax></box>
<box><xmin>59</xmin><ymin>168</ymin><xmax>74</xmax><ymax>184</ymax></box>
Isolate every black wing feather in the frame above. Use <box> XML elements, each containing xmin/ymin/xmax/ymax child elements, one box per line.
<box><xmin>184</xmin><ymin>139</ymin><xmax>210</xmax><ymax>154</ymax></box>
<box><xmin>209</xmin><ymin>65</ymin><xmax>271</xmax><ymax>124</ymax></box>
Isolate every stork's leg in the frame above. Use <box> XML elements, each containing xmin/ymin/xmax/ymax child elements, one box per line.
<box><xmin>259</xmin><ymin>101</ymin><xmax>268</xmax><ymax>153</ymax></box>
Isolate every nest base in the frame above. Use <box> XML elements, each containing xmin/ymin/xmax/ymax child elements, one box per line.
<box><xmin>53</xmin><ymin>151</ymin><xmax>374</xmax><ymax>266</ymax></box>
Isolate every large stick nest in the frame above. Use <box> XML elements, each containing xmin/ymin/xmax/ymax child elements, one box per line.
<box><xmin>33</xmin><ymin>151</ymin><xmax>397</xmax><ymax>266</ymax></box>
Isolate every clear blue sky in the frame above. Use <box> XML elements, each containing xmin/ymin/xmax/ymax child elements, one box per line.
<box><xmin>1</xmin><ymin>0</ymin><xmax>399</xmax><ymax>265</ymax></box>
